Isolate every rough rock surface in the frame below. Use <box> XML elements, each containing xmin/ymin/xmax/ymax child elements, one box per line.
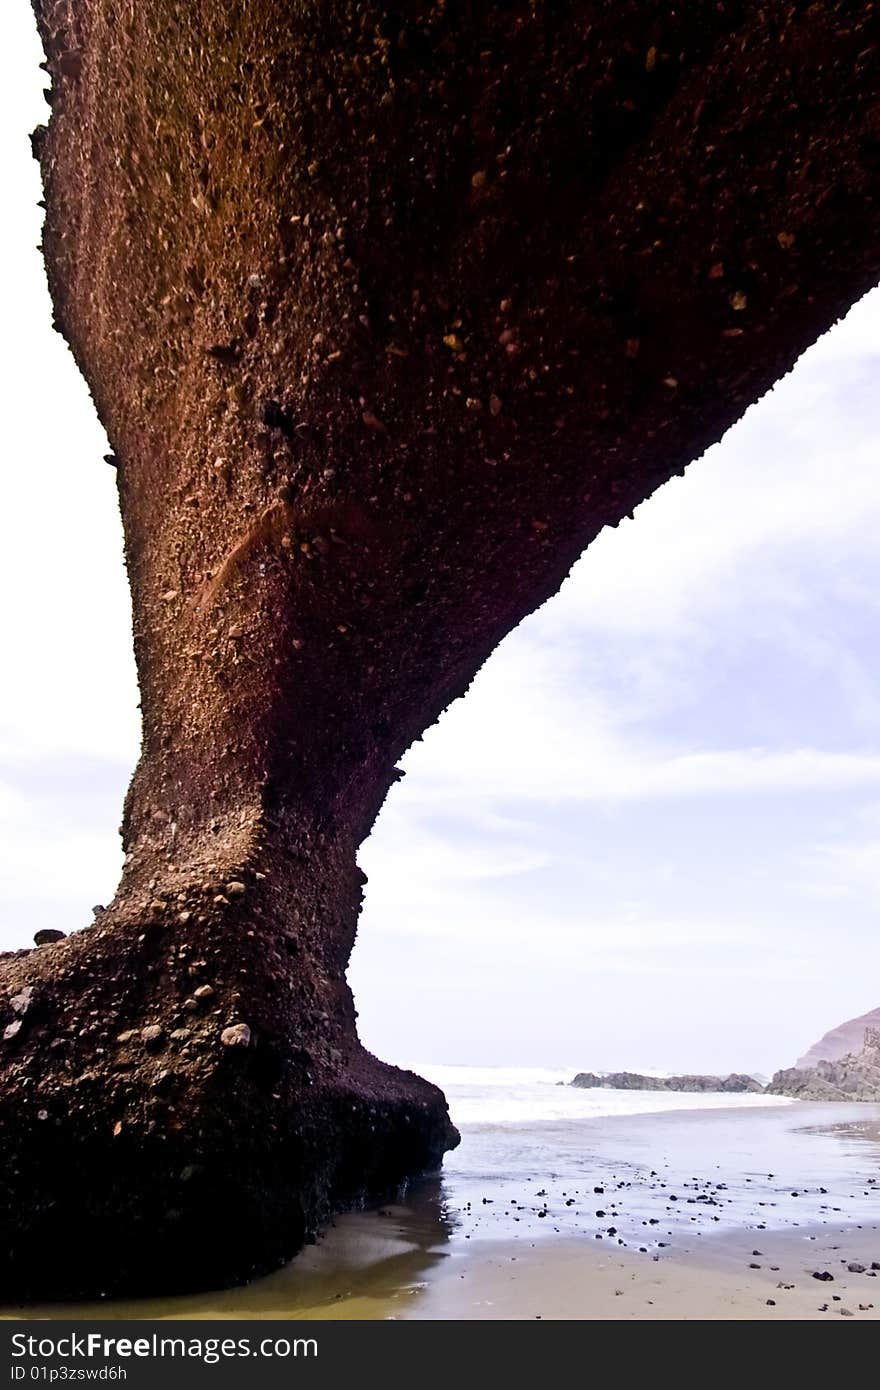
<box><xmin>770</xmin><ymin>1028</ymin><xmax>880</xmax><ymax>1101</ymax></box>
<box><xmin>572</xmin><ymin>1071</ymin><xmax>764</xmax><ymax>1093</ymax></box>
<box><xmin>4</xmin><ymin>1</ymin><xmax>879</xmax><ymax>1298</ymax></box>
<box><xmin>796</xmin><ymin>1006</ymin><xmax>880</xmax><ymax>1070</ymax></box>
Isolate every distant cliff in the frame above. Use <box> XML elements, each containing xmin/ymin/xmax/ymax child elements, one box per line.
<box><xmin>770</xmin><ymin>1028</ymin><xmax>880</xmax><ymax>1102</ymax></box>
<box><xmin>571</xmin><ymin>1071</ymin><xmax>764</xmax><ymax>1094</ymax></box>
<box><xmin>795</xmin><ymin>1007</ymin><xmax>880</xmax><ymax>1069</ymax></box>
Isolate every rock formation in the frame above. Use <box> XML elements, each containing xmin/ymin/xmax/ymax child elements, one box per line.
<box><xmin>571</xmin><ymin>1072</ymin><xmax>764</xmax><ymax>1093</ymax></box>
<box><xmin>2</xmin><ymin>2</ymin><xmax>878</xmax><ymax>1297</ymax></box>
<box><xmin>770</xmin><ymin>1028</ymin><xmax>880</xmax><ymax>1102</ymax></box>
<box><xmin>796</xmin><ymin>1006</ymin><xmax>880</xmax><ymax>1070</ymax></box>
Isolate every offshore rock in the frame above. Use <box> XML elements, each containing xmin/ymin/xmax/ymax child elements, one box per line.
<box><xmin>3</xmin><ymin>0</ymin><xmax>878</xmax><ymax>1297</ymax></box>
<box><xmin>571</xmin><ymin>1071</ymin><xmax>764</xmax><ymax>1093</ymax></box>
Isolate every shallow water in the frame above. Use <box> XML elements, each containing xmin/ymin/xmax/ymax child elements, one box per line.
<box><xmin>438</xmin><ymin>1096</ymin><xmax>880</xmax><ymax>1248</ymax></box>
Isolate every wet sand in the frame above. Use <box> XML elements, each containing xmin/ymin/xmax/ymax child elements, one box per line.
<box><xmin>4</xmin><ymin>1101</ymin><xmax>880</xmax><ymax>1320</ymax></box>
<box><xmin>4</xmin><ymin>1210</ymin><xmax>878</xmax><ymax>1322</ymax></box>
<box><xmin>405</xmin><ymin>1224</ymin><xmax>880</xmax><ymax>1320</ymax></box>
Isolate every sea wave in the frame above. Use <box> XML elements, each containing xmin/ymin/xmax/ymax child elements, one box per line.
<box><xmin>411</xmin><ymin>1063</ymin><xmax>792</xmax><ymax>1127</ymax></box>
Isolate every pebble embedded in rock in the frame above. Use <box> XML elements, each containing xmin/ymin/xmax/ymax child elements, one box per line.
<box><xmin>220</xmin><ymin>1023</ymin><xmax>251</xmax><ymax>1048</ymax></box>
<box><xmin>10</xmin><ymin>988</ymin><xmax>34</xmax><ymax>1016</ymax></box>
<box><xmin>33</xmin><ymin>929</ymin><xmax>66</xmax><ymax>946</ymax></box>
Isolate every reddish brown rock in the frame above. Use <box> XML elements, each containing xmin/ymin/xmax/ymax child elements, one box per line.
<box><xmin>796</xmin><ymin>1006</ymin><xmax>880</xmax><ymax>1070</ymax></box>
<box><xmin>771</xmin><ymin>1027</ymin><xmax>880</xmax><ymax>1100</ymax></box>
<box><xmin>1</xmin><ymin>0</ymin><xmax>878</xmax><ymax>1297</ymax></box>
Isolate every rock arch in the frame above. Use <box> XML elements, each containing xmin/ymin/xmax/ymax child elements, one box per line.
<box><xmin>1</xmin><ymin>0</ymin><xmax>878</xmax><ymax>1296</ymax></box>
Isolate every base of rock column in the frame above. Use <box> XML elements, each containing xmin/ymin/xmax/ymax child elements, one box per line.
<box><xmin>0</xmin><ymin>893</ymin><xmax>458</xmax><ymax>1301</ymax></box>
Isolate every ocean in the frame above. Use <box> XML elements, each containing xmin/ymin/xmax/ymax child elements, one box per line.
<box><xmin>409</xmin><ymin>1064</ymin><xmax>880</xmax><ymax>1248</ymax></box>
<box><xmin>419</xmin><ymin>1063</ymin><xmax>782</xmax><ymax>1125</ymax></box>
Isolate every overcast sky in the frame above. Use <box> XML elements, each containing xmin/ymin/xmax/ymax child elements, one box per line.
<box><xmin>4</xmin><ymin>10</ymin><xmax>880</xmax><ymax>1077</ymax></box>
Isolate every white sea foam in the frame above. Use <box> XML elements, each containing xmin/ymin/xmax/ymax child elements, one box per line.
<box><xmin>412</xmin><ymin>1063</ymin><xmax>792</xmax><ymax>1127</ymax></box>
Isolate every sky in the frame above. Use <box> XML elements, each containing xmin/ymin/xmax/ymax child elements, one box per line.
<box><xmin>4</xmin><ymin>10</ymin><xmax>880</xmax><ymax>1079</ymax></box>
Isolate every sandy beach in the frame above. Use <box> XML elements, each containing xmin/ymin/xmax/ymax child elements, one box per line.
<box><xmin>404</xmin><ymin>1224</ymin><xmax>880</xmax><ymax>1320</ymax></box>
<box><xmin>3</xmin><ymin>1092</ymin><xmax>880</xmax><ymax>1321</ymax></box>
<box><xmin>4</xmin><ymin>1209</ymin><xmax>878</xmax><ymax>1322</ymax></box>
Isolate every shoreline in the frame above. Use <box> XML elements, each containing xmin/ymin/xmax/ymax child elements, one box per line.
<box><xmin>404</xmin><ymin>1222</ymin><xmax>880</xmax><ymax>1320</ymax></box>
<box><xmin>3</xmin><ymin>1214</ymin><xmax>878</xmax><ymax>1322</ymax></box>
<box><xmin>3</xmin><ymin>1101</ymin><xmax>880</xmax><ymax>1321</ymax></box>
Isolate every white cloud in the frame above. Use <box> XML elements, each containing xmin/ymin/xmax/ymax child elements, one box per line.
<box><xmin>536</xmin><ymin>289</ymin><xmax>880</xmax><ymax>641</ymax></box>
<box><xmin>807</xmin><ymin>839</ymin><xmax>880</xmax><ymax>899</ymax></box>
<box><xmin>396</xmin><ymin>633</ymin><xmax>880</xmax><ymax>806</ymax></box>
<box><xmin>0</xmin><ymin>10</ymin><xmax>141</xmax><ymax>769</ymax></box>
<box><xmin>0</xmin><ymin>816</ymin><xmax>121</xmax><ymax>937</ymax></box>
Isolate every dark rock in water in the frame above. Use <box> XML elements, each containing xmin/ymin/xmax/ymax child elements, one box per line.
<box><xmin>33</xmin><ymin>929</ymin><xmax>66</xmax><ymax>947</ymax></box>
<box><xmin>571</xmin><ymin>1071</ymin><xmax>764</xmax><ymax>1094</ymax></box>
<box><xmin>769</xmin><ymin>1028</ymin><xmax>880</xmax><ymax>1101</ymax></box>
<box><xmin>573</xmin><ymin>1071</ymin><xmax>665</xmax><ymax>1091</ymax></box>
